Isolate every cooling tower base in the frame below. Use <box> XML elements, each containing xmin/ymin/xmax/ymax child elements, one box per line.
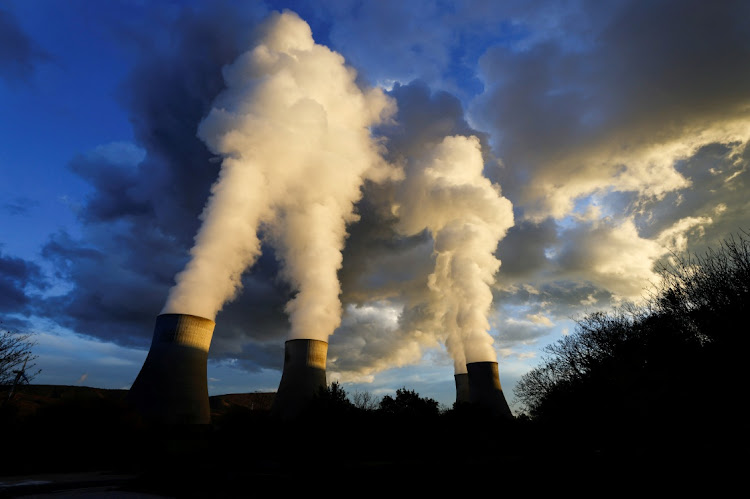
<box><xmin>467</xmin><ymin>361</ymin><xmax>513</xmax><ymax>420</ymax></box>
<box><xmin>454</xmin><ymin>372</ymin><xmax>470</xmax><ymax>406</ymax></box>
<box><xmin>128</xmin><ymin>313</ymin><xmax>215</xmax><ymax>425</ymax></box>
<box><xmin>271</xmin><ymin>339</ymin><xmax>328</xmax><ymax>420</ymax></box>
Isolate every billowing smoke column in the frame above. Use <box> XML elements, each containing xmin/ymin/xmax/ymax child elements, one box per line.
<box><xmin>394</xmin><ymin>135</ymin><xmax>514</xmax><ymax>411</ymax></box>
<box><xmin>467</xmin><ymin>361</ymin><xmax>513</xmax><ymax>419</ymax></box>
<box><xmin>129</xmin><ymin>314</ymin><xmax>215</xmax><ymax>424</ymax></box>
<box><xmin>154</xmin><ymin>11</ymin><xmax>396</xmax><ymax>420</ymax></box>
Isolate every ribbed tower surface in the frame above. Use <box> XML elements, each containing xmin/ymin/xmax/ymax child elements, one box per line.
<box><xmin>466</xmin><ymin>361</ymin><xmax>513</xmax><ymax>419</ymax></box>
<box><xmin>454</xmin><ymin>372</ymin><xmax>471</xmax><ymax>405</ymax></box>
<box><xmin>128</xmin><ymin>313</ymin><xmax>215</xmax><ymax>425</ymax></box>
<box><xmin>271</xmin><ymin>338</ymin><xmax>328</xmax><ymax>420</ymax></box>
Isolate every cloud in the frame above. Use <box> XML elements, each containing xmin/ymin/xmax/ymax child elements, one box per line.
<box><xmin>0</xmin><ymin>250</ymin><xmax>44</xmax><ymax>313</ymax></box>
<box><xmin>0</xmin><ymin>7</ymin><xmax>50</xmax><ymax>85</ymax></box>
<box><xmin>2</xmin><ymin>197</ymin><xmax>39</xmax><ymax>216</ymax></box>
<box><xmin>634</xmin><ymin>141</ymin><xmax>750</xmax><ymax>252</ymax></box>
<box><xmin>31</xmin><ymin>329</ymin><xmax>147</xmax><ymax>389</ymax></box>
<box><xmin>472</xmin><ymin>0</ymin><xmax>750</xmax><ymax>221</ymax></box>
<box><xmin>495</xmin><ymin>218</ymin><xmax>558</xmax><ymax>281</ymax></box>
<box><xmin>497</xmin><ymin>316</ymin><xmax>555</xmax><ymax>345</ymax></box>
<box><xmin>68</xmin><ymin>142</ymin><xmax>149</xmax><ymax>223</ymax></box>
<box><xmin>329</xmin><ymin>301</ymin><xmax>435</xmax><ymax>380</ymax></box>
<box><xmin>457</xmin><ymin>1</ymin><xmax>750</xmax><ymax>357</ymax></box>
<box><xmin>552</xmin><ymin>218</ymin><xmax>665</xmax><ymax>301</ymax></box>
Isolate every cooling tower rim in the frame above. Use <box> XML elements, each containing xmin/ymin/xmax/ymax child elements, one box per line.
<box><xmin>157</xmin><ymin>312</ymin><xmax>215</xmax><ymax>325</ymax></box>
<box><xmin>284</xmin><ymin>338</ymin><xmax>329</xmax><ymax>346</ymax></box>
<box><xmin>466</xmin><ymin>360</ymin><xmax>499</xmax><ymax>367</ymax></box>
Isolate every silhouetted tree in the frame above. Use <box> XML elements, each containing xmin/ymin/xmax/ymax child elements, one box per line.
<box><xmin>514</xmin><ymin>231</ymin><xmax>749</xmax><ymax>450</ymax></box>
<box><xmin>305</xmin><ymin>381</ymin><xmax>355</xmax><ymax>418</ymax></box>
<box><xmin>350</xmin><ymin>389</ymin><xmax>380</xmax><ymax>411</ymax></box>
<box><xmin>379</xmin><ymin>387</ymin><xmax>439</xmax><ymax>418</ymax></box>
<box><xmin>652</xmin><ymin>230</ymin><xmax>750</xmax><ymax>349</ymax></box>
<box><xmin>1</xmin><ymin>328</ymin><xmax>41</xmax><ymax>398</ymax></box>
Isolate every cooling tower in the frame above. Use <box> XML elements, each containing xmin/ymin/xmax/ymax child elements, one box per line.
<box><xmin>454</xmin><ymin>372</ymin><xmax>470</xmax><ymax>405</ymax></box>
<box><xmin>271</xmin><ymin>339</ymin><xmax>328</xmax><ymax>420</ymax></box>
<box><xmin>128</xmin><ymin>313</ymin><xmax>215</xmax><ymax>425</ymax></box>
<box><xmin>466</xmin><ymin>361</ymin><xmax>513</xmax><ymax>419</ymax></box>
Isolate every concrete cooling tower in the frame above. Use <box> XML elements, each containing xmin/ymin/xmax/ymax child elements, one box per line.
<box><xmin>454</xmin><ymin>372</ymin><xmax>470</xmax><ymax>405</ymax></box>
<box><xmin>271</xmin><ymin>339</ymin><xmax>328</xmax><ymax>420</ymax></box>
<box><xmin>466</xmin><ymin>361</ymin><xmax>513</xmax><ymax>419</ymax></box>
<box><xmin>128</xmin><ymin>313</ymin><xmax>215</xmax><ymax>425</ymax></box>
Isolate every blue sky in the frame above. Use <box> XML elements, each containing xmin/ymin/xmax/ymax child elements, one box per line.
<box><xmin>2</xmin><ymin>0</ymin><xmax>749</xmax><ymax>411</ymax></box>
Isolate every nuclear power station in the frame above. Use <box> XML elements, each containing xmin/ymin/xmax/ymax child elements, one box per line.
<box><xmin>466</xmin><ymin>361</ymin><xmax>513</xmax><ymax>419</ymax></box>
<box><xmin>126</xmin><ymin>314</ymin><xmax>513</xmax><ymax>423</ymax></box>
<box><xmin>271</xmin><ymin>338</ymin><xmax>328</xmax><ymax>419</ymax></box>
<box><xmin>128</xmin><ymin>313</ymin><xmax>215</xmax><ymax>425</ymax></box>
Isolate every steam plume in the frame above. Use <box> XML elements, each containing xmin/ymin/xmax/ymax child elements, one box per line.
<box><xmin>395</xmin><ymin>135</ymin><xmax>514</xmax><ymax>372</ymax></box>
<box><xmin>162</xmin><ymin>10</ymin><xmax>397</xmax><ymax>343</ymax></box>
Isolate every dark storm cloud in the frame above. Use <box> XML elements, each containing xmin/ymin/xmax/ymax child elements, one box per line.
<box><xmin>209</xmin><ymin>248</ymin><xmax>293</xmax><ymax>353</ymax></box>
<box><xmin>68</xmin><ymin>143</ymin><xmax>151</xmax><ymax>223</ymax></box>
<box><xmin>472</xmin><ymin>0</ymin><xmax>750</xmax><ymax>217</ymax></box>
<box><xmin>116</xmin><ymin>5</ymin><xmax>264</xmax><ymax>246</ymax></box>
<box><xmin>339</xmin><ymin>80</ymin><xmax>482</xmax><ymax>304</ymax></box>
<box><xmin>340</xmin><ymin>80</ymin><xmax>489</xmax><ymax>303</ymax></box>
<box><xmin>495</xmin><ymin>218</ymin><xmax>557</xmax><ymax>280</ymax></box>
<box><xmin>40</xmin><ymin>229</ymin><xmax>173</xmax><ymax>345</ymax></box>
<box><xmin>377</xmin><ymin>80</ymin><xmax>487</xmax><ymax>158</ymax></box>
<box><xmin>0</xmin><ymin>251</ymin><xmax>44</xmax><ymax>313</ymax></box>
<box><xmin>594</xmin><ymin>0</ymin><xmax>750</xmax><ymax>132</ymax></box>
<box><xmin>0</xmin><ymin>7</ymin><xmax>50</xmax><ymax>85</ymax></box>
<box><xmin>635</xmin><ymin>142</ymin><xmax>750</xmax><ymax>249</ymax></box>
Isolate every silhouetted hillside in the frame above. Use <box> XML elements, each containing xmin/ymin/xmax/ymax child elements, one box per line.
<box><xmin>1</xmin><ymin>384</ymin><xmax>275</xmax><ymax>421</ymax></box>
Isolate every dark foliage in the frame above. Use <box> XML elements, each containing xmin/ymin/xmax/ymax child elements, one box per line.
<box><xmin>308</xmin><ymin>381</ymin><xmax>355</xmax><ymax>415</ymax></box>
<box><xmin>378</xmin><ymin>387</ymin><xmax>440</xmax><ymax>419</ymax></box>
<box><xmin>0</xmin><ymin>328</ymin><xmax>40</xmax><ymax>389</ymax></box>
<box><xmin>513</xmin><ymin>231</ymin><xmax>749</xmax><ymax>456</ymax></box>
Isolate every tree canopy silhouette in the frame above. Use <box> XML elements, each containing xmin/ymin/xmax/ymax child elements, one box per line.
<box><xmin>514</xmin><ymin>231</ymin><xmax>748</xmax><ymax>445</ymax></box>
<box><xmin>378</xmin><ymin>387</ymin><xmax>440</xmax><ymax>418</ymax></box>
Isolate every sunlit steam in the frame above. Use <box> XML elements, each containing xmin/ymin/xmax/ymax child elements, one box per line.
<box><xmin>162</xmin><ymin>10</ymin><xmax>397</xmax><ymax>342</ymax></box>
<box><xmin>395</xmin><ymin>135</ymin><xmax>514</xmax><ymax>372</ymax></box>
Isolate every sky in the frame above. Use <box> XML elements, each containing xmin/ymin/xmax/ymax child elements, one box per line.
<box><xmin>2</xmin><ymin>0</ymin><xmax>749</xmax><ymax>413</ymax></box>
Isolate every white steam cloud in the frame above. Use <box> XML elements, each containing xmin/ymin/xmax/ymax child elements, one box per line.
<box><xmin>394</xmin><ymin>135</ymin><xmax>514</xmax><ymax>373</ymax></box>
<box><xmin>162</xmin><ymin>11</ymin><xmax>397</xmax><ymax>342</ymax></box>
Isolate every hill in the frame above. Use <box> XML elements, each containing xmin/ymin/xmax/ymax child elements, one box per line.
<box><xmin>1</xmin><ymin>384</ymin><xmax>275</xmax><ymax>420</ymax></box>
